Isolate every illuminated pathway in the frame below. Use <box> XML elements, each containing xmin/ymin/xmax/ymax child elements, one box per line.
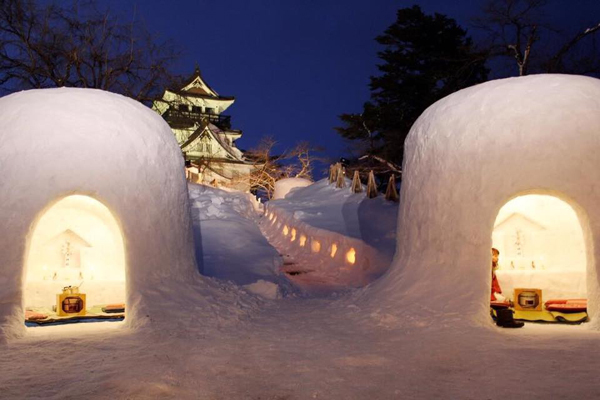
<box><xmin>258</xmin><ymin>206</ymin><xmax>389</xmax><ymax>293</ymax></box>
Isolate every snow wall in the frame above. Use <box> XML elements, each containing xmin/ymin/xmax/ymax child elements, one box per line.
<box><xmin>0</xmin><ymin>88</ymin><xmax>198</xmax><ymax>339</ymax></box>
<box><xmin>373</xmin><ymin>74</ymin><xmax>600</xmax><ymax>328</ymax></box>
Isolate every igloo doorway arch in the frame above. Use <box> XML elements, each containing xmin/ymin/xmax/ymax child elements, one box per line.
<box><xmin>24</xmin><ymin>195</ymin><xmax>126</xmax><ymax>325</ymax></box>
<box><xmin>491</xmin><ymin>193</ymin><xmax>589</xmax><ymax>312</ymax></box>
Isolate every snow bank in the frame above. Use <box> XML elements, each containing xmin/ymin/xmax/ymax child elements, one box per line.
<box><xmin>0</xmin><ymin>88</ymin><xmax>198</xmax><ymax>339</ymax></box>
<box><xmin>269</xmin><ymin>179</ymin><xmax>397</xmax><ymax>258</ymax></box>
<box><xmin>188</xmin><ymin>183</ymin><xmax>283</xmax><ymax>293</ymax></box>
<box><xmin>272</xmin><ymin>177</ymin><xmax>313</xmax><ymax>200</ymax></box>
<box><xmin>262</xmin><ymin>179</ymin><xmax>397</xmax><ymax>287</ymax></box>
<box><xmin>371</xmin><ymin>74</ymin><xmax>600</xmax><ymax>328</ymax></box>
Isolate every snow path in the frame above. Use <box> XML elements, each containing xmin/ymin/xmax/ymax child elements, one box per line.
<box><xmin>189</xmin><ymin>184</ymin><xmax>284</xmax><ymax>291</ymax></box>
<box><xmin>3</xmin><ymin>295</ymin><xmax>600</xmax><ymax>399</ymax></box>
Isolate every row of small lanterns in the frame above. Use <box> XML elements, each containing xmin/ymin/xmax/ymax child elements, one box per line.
<box><xmin>265</xmin><ymin>210</ymin><xmax>356</xmax><ymax>265</ymax></box>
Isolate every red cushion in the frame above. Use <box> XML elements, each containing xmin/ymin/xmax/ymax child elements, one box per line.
<box><xmin>545</xmin><ymin>299</ymin><xmax>587</xmax><ymax>312</ymax></box>
<box><xmin>545</xmin><ymin>299</ymin><xmax>586</xmax><ymax>306</ymax></box>
<box><xmin>25</xmin><ymin>310</ymin><xmax>48</xmax><ymax>320</ymax></box>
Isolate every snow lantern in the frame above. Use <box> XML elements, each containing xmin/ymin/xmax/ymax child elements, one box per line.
<box><xmin>272</xmin><ymin>177</ymin><xmax>313</xmax><ymax>200</ymax></box>
<box><xmin>377</xmin><ymin>75</ymin><xmax>600</xmax><ymax>327</ymax></box>
<box><xmin>0</xmin><ymin>88</ymin><xmax>198</xmax><ymax>338</ymax></box>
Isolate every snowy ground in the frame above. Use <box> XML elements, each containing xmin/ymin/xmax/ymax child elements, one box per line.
<box><xmin>3</xmin><ymin>181</ymin><xmax>600</xmax><ymax>399</ymax></box>
<box><xmin>4</xmin><ymin>293</ymin><xmax>600</xmax><ymax>399</ymax></box>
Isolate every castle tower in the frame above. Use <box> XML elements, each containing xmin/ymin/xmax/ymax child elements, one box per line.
<box><xmin>153</xmin><ymin>68</ymin><xmax>256</xmax><ymax>190</ymax></box>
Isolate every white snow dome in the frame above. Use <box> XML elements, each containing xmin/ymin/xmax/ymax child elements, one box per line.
<box><xmin>0</xmin><ymin>88</ymin><xmax>198</xmax><ymax>338</ymax></box>
<box><xmin>376</xmin><ymin>75</ymin><xmax>600</xmax><ymax>327</ymax></box>
<box><xmin>272</xmin><ymin>177</ymin><xmax>313</xmax><ymax>200</ymax></box>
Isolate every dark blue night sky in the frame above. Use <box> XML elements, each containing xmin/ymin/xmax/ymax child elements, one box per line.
<box><xmin>109</xmin><ymin>0</ymin><xmax>600</xmax><ymax>176</ymax></box>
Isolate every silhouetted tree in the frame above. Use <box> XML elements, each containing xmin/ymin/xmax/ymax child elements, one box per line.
<box><xmin>473</xmin><ymin>0</ymin><xmax>600</xmax><ymax>76</ymax></box>
<box><xmin>0</xmin><ymin>0</ymin><xmax>180</xmax><ymax>103</ymax></box>
<box><xmin>335</xmin><ymin>6</ymin><xmax>488</xmax><ymax>166</ymax></box>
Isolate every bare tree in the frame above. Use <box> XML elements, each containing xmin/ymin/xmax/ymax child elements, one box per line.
<box><xmin>244</xmin><ymin>137</ymin><xmax>282</xmax><ymax>199</ymax></box>
<box><xmin>0</xmin><ymin>0</ymin><xmax>180</xmax><ymax>103</ymax></box>
<box><xmin>244</xmin><ymin>137</ymin><xmax>321</xmax><ymax>199</ymax></box>
<box><xmin>474</xmin><ymin>0</ymin><xmax>600</xmax><ymax>76</ymax></box>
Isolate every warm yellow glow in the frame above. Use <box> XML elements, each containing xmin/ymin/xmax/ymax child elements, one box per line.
<box><xmin>290</xmin><ymin>228</ymin><xmax>297</xmax><ymax>241</ymax></box>
<box><xmin>269</xmin><ymin>213</ymin><xmax>274</xmax><ymax>221</ymax></box>
<box><xmin>272</xmin><ymin>216</ymin><xmax>277</xmax><ymax>224</ymax></box>
<box><xmin>493</xmin><ymin>194</ymin><xmax>585</xmax><ymax>272</ymax></box>
<box><xmin>24</xmin><ymin>195</ymin><xmax>126</xmax><ymax>312</ymax></box>
<box><xmin>492</xmin><ymin>194</ymin><xmax>587</xmax><ymax>300</ymax></box>
<box><xmin>311</xmin><ymin>239</ymin><xmax>321</xmax><ymax>253</ymax></box>
<box><xmin>346</xmin><ymin>248</ymin><xmax>356</xmax><ymax>264</ymax></box>
<box><xmin>283</xmin><ymin>225</ymin><xmax>289</xmax><ymax>236</ymax></box>
<box><xmin>299</xmin><ymin>235</ymin><xmax>307</xmax><ymax>247</ymax></box>
<box><xmin>330</xmin><ymin>244</ymin><xmax>338</xmax><ymax>258</ymax></box>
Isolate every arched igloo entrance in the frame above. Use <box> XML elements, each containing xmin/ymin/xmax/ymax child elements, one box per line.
<box><xmin>24</xmin><ymin>195</ymin><xmax>126</xmax><ymax>327</ymax></box>
<box><xmin>492</xmin><ymin>194</ymin><xmax>589</xmax><ymax>323</ymax></box>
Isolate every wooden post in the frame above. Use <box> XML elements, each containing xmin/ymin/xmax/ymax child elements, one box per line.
<box><xmin>385</xmin><ymin>174</ymin><xmax>399</xmax><ymax>202</ymax></box>
<box><xmin>366</xmin><ymin>170</ymin><xmax>378</xmax><ymax>198</ymax></box>
<box><xmin>329</xmin><ymin>164</ymin><xmax>337</xmax><ymax>184</ymax></box>
<box><xmin>351</xmin><ymin>170</ymin><xmax>363</xmax><ymax>193</ymax></box>
<box><xmin>336</xmin><ymin>164</ymin><xmax>346</xmax><ymax>188</ymax></box>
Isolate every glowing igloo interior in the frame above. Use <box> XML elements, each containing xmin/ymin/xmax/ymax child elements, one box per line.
<box><xmin>492</xmin><ymin>194</ymin><xmax>586</xmax><ymax>302</ymax></box>
<box><xmin>24</xmin><ymin>195</ymin><xmax>126</xmax><ymax>319</ymax></box>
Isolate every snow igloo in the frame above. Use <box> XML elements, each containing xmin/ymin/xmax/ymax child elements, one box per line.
<box><xmin>378</xmin><ymin>74</ymin><xmax>600</xmax><ymax>327</ymax></box>
<box><xmin>0</xmin><ymin>88</ymin><xmax>198</xmax><ymax>338</ymax></box>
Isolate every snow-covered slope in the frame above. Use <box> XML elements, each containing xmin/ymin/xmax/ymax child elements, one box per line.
<box><xmin>261</xmin><ymin>179</ymin><xmax>398</xmax><ymax>289</ymax></box>
<box><xmin>188</xmin><ymin>184</ymin><xmax>284</xmax><ymax>297</ymax></box>
<box><xmin>269</xmin><ymin>179</ymin><xmax>398</xmax><ymax>257</ymax></box>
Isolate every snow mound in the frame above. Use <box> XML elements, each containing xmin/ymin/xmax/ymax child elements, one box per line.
<box><xmin>243</xmin><ymin>280</ymin><xmax>280</xmax><ymax>299</ymax></box>
<box><xmin>371</xmin><ymin>74</ymin><xmax>600</xmax><ymax>328</ymax></box>
<box><xmin>0</xmin><ymin>88</ymin><xmax>198</xmax><ymax>339</ymax></box>
<box><xmin>272</xmin><ymin>177</ymin><xmax>313</xmax><ymax>200</ymax></box>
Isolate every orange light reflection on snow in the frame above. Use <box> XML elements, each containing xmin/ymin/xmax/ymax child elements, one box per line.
<box><xmin>346</xmin><ymin>248</ymin><xmax>356</xmax><ymax>265</ymax></box>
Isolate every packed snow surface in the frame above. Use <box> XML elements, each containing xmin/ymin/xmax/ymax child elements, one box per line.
<box><xmin>3</xmin><ymin>294</ymin><xmax>600</xmax><ymax>399</ymax></box>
